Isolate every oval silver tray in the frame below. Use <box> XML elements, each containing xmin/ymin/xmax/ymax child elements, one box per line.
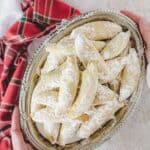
<box><xmin>19</xmin><ymin>10</ymin><xmax>145</xmax><ymax>150</ymax></box>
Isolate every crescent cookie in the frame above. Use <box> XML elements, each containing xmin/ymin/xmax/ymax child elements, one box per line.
<box><xmin>58</xmin><ymin>122</ymin><xmax>81</xmax><ymax>146</ymax></box>
<box><xmin>31</xmin><ymin>65</ymin><xmax>63</xmax><ymax>115</ymax></box>
<box><xmin>75</xmin><ymin>34</ymin><xmax>108</xmax><ymax>72</ymax></box>
<box><xmin>68</xmin><ymin>63</ymin><xmax>98</xmax><ymax>118</ymax></box>
<box><xmin>71</xmin><ymin>21</ymin><xmax>122</xmax><ymax>40</ymax></box>
<box><xmin>34</xmin><ymin>62</ymin><xmax>65</xmax><ymax>97</ymax></box>
<box><xmin>119</xmin><ymin>48</ymin><xmax>141</xmax><ymax>101</ymax></box>
<box><xmin>101</xmin><ymin>31</ymin><xmax>131</xmax><ymax>60</ymax></box>
<box><xmin>46</xmin><ymin>36</ymin><xmax>76</xmax><ymax>55</ymax></box>
<box><xmin>98</xmin><ymin>56</ymin><xmax>127</xmax><ymax>83</ymax></box>
<box><xmin>36</xmin><ymin>121</ymin><xmax>60</xmax><ymax>144</ymax></box>
<box><xmin>78</xmin><ymin>100</ymin><xmax>124</xmax><ymax>138</ymax></box>
<box><xmin>31</xmin><ymin>107</ymin><xmax>60</xmax><ymax>144</ymax></box>
<box><xmin>41</xmin><ymin>52</ymin><xmax>65</xmax><ymax>74</ymax></box>
<box><xmin>55</xmin><ymin>57</ymin><xmax>79</xmax><ymax>116</ymax></box>
<box><xmin>42</xmin><ymin>120</ymin><xmax>60</xmax><ymax>144</ymax></box>
<box><xmin>93</xmin><ymin>83</ymin><xmax>118</xmax><ymax>106</ymax></box>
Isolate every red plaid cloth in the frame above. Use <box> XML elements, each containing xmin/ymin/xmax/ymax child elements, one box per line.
<box><xmin>0</xmin><ymin>0</ymin><xmax>80</xmax><ymax>149</ymax></box>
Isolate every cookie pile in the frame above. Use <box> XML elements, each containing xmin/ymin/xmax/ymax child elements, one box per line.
<box><xmin>30</xmin><ymin>21</ymin><xmax>141</xmax><ymax>146</ymax></box>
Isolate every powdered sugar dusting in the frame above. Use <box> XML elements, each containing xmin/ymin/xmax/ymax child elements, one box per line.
<box><xmin>31</xmin><ymin>21</ymin><xmax>141</xmax><ymax>145</ymax></box>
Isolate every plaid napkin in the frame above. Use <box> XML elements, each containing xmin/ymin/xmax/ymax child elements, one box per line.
<box><xmin>0</xmin><ymin>0</ymin><xmax>80</xmax><ymax>149</ymax></box>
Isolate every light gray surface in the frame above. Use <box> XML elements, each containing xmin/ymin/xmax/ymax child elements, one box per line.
<box><xmin>0</xmin><ymin>0</ymin><xmax>150</xmax><ymax>150</ymax></box>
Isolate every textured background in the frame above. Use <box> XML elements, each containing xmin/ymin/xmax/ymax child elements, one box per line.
<box><xmin>0</xmin><ymin>0</ymin><xmax>150</xmax><ymax>150</ymax></box>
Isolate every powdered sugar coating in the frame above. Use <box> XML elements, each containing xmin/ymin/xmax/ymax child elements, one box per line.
<box><xmin>71</xmin><ymin>21</ymin><xmax>122</xmax><ymax>40</ymax></box>
<box><xmin>31</xmin><ymin>21</ymin><xmax>141</xmax><ymax>146</ymax></box>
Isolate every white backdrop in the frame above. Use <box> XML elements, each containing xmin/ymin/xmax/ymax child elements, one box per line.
<box><xmin>0</xmin><ymin>0</ymin><xmax>150</xmax><ymax>150</ymax></box>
